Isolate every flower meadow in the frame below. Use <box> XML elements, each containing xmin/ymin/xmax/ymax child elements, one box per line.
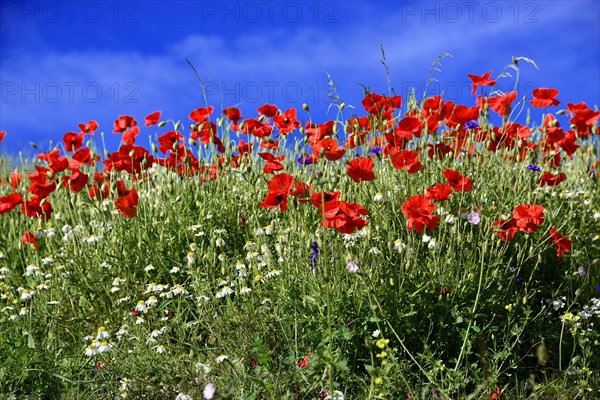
<box><xmin>1</xmin><ymin>59</ymin><xmax>600</xmax><ymax>399</ymax></box>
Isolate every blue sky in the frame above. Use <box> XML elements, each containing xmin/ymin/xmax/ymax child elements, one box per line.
<box><xmin>1</xmin><ymin>0</ymin><xmax>599</xmax><ymax>157</ymax></box>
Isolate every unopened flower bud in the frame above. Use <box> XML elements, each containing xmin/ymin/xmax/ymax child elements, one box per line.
<box><xmin>151</xmin><ymin>143</ymin><xmax>158</xmax><ymax>153</ymax></box>
<box><xmin>302</xmin><ymin>103</ymin><xmax>309</xmax><ymax>111</ymax></box>
<box><xmin>158</xmin><ymin>121</ymin><xmax>167</xmax><ymax>128</ymax></box>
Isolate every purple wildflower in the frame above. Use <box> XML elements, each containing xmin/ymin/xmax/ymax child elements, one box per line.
<box><xmin>577</xmin><ymin>266</ymin><xmax>586</xmax><ymax>277</ymax></box>
<box><xmin>467</xmin><ymin>211</ymin><xmax>481</xmax><ymax>225</ymax></box>
<box><xmin>347</xmin><ymin>261</ymin><xmax>359</xmax><ymax>273</ymax></box>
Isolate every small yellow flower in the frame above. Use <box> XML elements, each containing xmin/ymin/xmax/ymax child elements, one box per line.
<box><xmin>505</xmin><ymin>304</ymin><xmax>513</xmax><ymax>312</ymax></box>
<box><xmin>374</xmin><ymin>377</ymin><xmax>383</xmax><ymax>385</ymax></box>
<box><xmin>376</xmin><ymin>338</ymin><xmax>389</xmax><ymax>349</ymax></box>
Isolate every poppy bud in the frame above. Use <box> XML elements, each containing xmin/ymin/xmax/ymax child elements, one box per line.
<box><xmin>556</xmin><ymin>109</ymin><xmax>566</xmax><ymax>115</ymax></box>
<box><xmin>340</xmin><ymin>103</ymin><xmax>346</xmax><ymax>110</ymax></box>
<box><xmin>189</xmin><ymin>138</ymin><xmax>197</xmax><ymax>146</ymax></box>
<box><xmin>190</xmin><ymin>124</ymin><xmax>197</xmax><ymax>131</ymax></box>
<box><xmin>183</xmin><ymin>156</ymin><xmax>189</xmax><ymax>164</ymax></box>
<box><xmin>217</xmin><ymin>117</ymin><xmax>224</xmax><ymax>127</ymax></box>
<box><xmin>172</xmin><ymin>142</ymin><xmax>178</xmax><ymax>151</ymax></box>
<box><xmin>174</xmin><ymin>121</ymin><xmax>181</xmax><ymax>131</ymax></box>
<box><xmin>151</xmin><ymin>143</ymin><xmax>158</xmax><ymax>153</ymax></box>
<box><xmin>129</xmin><ymin>150</ymin><xmax>135</xmax><ymax>157</ymax></box>
<box><xmin>104</xmin><ymin>150</ymin><xmax>111</xmax><ymax>158</ymax></box>
<box><xmin>158</xmin><ymin>121</ymin><xmax>167</xmax><ymax>128</ymax></box>
<box><xmin>258</xmin><ymin>115</ymin><xmax>266</xmax><ymax>123</ymax></box>
<box><xmin>592</xmin><ymin>126</ymin><xmax>598</xmax><ymax>135</ymax></box>
<box><xmin>302</xmin><ymin>103</ymin><xmax>309</xmax><ymax>111</ymax></box>
<box><xmin>141</xmin><ymin>158</ymin><xmax>148</xmax><ymax>167</ymax></box>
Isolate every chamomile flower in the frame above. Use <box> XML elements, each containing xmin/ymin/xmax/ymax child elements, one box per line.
<box><xmin>145</xmin><ymin>296</ymin><xmax>158</xmax><ymax>307</ymax></box>
<box><xmin>20</xmin><ymin>289</ymin><xmax>34</xmax><ymax>301</ymax></box>
<box><xmin>97</xmin><ymin>341</ymin><xmax>112</xmax><ymax>353</ymax></box>
<box><xmin>215</xmin><ymin>354</ymin><xmax>228</xmax><ymax>363</ymax></box>
<box><xmin>112</xmin><ymin>277</ymin><xmax>125</xmax><ymax>286</ymax></box>
<box><xmin>144</xmin><ymin>264</ymin><xmax>155</xmax><ymax>272</ymax></box>
<box><xmin>96</xmin><ymin>326</ymin><xmax>110</xmax><ymax>340</ymax></box>
<box><xmin>240</xmin><ymin>286</ymin><xmax>252</xmax><ymax>295</ymax></box>
<box><xmin>156</xmin><ymin>345</ymin><xmax>167</xmax><ymax>354</ymax></box>
<box><xmin>135</xmin><ymin>300</ymin><xmax>147</xmax><ymax>312</ymax></box>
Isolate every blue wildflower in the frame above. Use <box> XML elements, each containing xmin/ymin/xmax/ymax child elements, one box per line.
<box><xmin>465</xmin><ymin>121</ymin><xmax>479</xmax><ymax>130</ymax></box>
<box><xmin>309</xmin><ymin>241</ymin><xmax>319</xmax><ymax>270</ymax></box>
<box><xmin>370</xmin><ymin>147</ymin><xmax>383</xmax><ymax>155</ymax></box>
<box><xmin>526</xmin><ymin>164</ymin><xmax>542</xmax><ymax>172</ymax></box>
<box><xmin>515</xmin><ymin>275</ymin><xmax>523</xmax><ymax>286</ymax></box>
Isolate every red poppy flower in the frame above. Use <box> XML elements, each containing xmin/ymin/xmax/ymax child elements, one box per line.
<box><xmin>311</xmin><ymin>191</ymin><xmax>340</xmax><ymax>209</ymax></box>
<box><xmin>22</xmin><ymin>231</ymin><xmax>38</xmax><ymax>250</ymax></box>
<box><xmin>401</xmin><ymin>194</ymin><xmax>440</xmax><ymax>233</ymax></box>
<box><xmin>115</xmin><ymin>188</ymin><xmax>139</xmax><ymax>218</ymax></box>
<box><xmin>63</xmin><ymin>131</ymin><xmax>85</xmax><ymax>151</ymax></box>
<box><xmin>240</xmin><ymin>118</ymin><xmax>273</xmax><ymax>138</ymax></box>
<box><xmin>512</xmin><ymin>204</ymin><xmax>544</xmax><ymax>233</ymax></box>
<box><xmin>27</xmin><ymin>180</ymin><xmax>57</xmax><ymax>199</ymax></box>
<box><xmin>237</xmin><ymin>140</ymin><xmax>253</xmax><ymax>156</ymax></box>
<box><xmin>347</xmin><ymin>157</ymin><xmax>376</xmax><ymax>183</ymax></box>
<box><xmin>530</xmin><ymin>88</ymin><xmax>560</xmax><ymax>108</ymax></box>
<box><xmin>259</xmin><ymin>139</ymin><xmax>280</xmax><ymax>150</ymax></box>
<box><xmin>467</xmin><ymin>71</ymin><xmax>496</xmax><ymax>94</ymax></box>
<box><xmin>113</xmin><ymin>115</ymin><xmax>138</xmax><ymax>133</ymax></box>
<box><xmin>37</xmin><ymin>149</ymin><xmax>69</xmax><ymax>173</ymax></box>
<box><xmin>273</xmin><ymin>108</ymin><xmax>300</xmax><ymax>134</ymax></box>
<box><xmin>425</xmin><ymin>184</ymin><xmax>452</xmax><ymax>202</ymax></box>
<box><xmin>88</xmin><ymin>184</ymin><xmax>110</xmax><ymax>201</ymax></box>
<box><xmin>188</xmin><ymin>106</ymin><xmax>214</xmax><ymax>124</ymax></box>
<box><xmin>312</xmin><ymin>138</ymin><xmax>346</xmax><ymax>161</ymax></box>
<box><xmin>258</xmin><ymin>152</ymin><xmax>285</xmax><ymax>174</ymax></box>
<box><xmin>567</xmin><ymin>102</ymin><xmax>600</xmax><ymax>137</ymax></box>
<box><xmin>122</xmin><ymin>126</ymin><xmax>140</xmax><ymax>146</ymax></box>
<box><xmin>321</xmin><ymin>200</ymin><xmax>369</xmax><ymax>234</ymax></box>
<box><xmin>290</xmin><ymin>181</ymin><xmax>312</xmax><ymax>203</ymax></box>
<box><xmin>144</xmin><ymin>111</ymin><xmax>161</xmax><ymax>127</ymax></box>
<box><xmin>10</xmin><ymin>172</ymin><xmax>23</xmax><ymax>189</ymax></box>
<box><xmin>557</xmin><ymin>131</ymin><xmax>579</xmax><ymax>158</ymax></box>
<box><xmin>72</xmin><ymin>148</ymin><xmax>98</xmax><ymax>167</ymax></box>
<box><xmin>257</xmin><ymin>103</ymin><xmax>278</xmax><ymax>117</ymax></box>
<box><xmin>298</xmin><ymin>355</ymin><xmax>309</xmax><ymax>368</ymax></box>
<box><xmin>78</xmin><ymin>120</ymin><xmax>98</xmax><ymax>134</ymax></box>
<box><xmin>158</xmin><ymin>131</ymin><xmax>184</xmax><ymax>154</ymax></box>
<box><xmin>391</xmin><ymin>150</ymin><xmax>423</xmax><ymax>174</ymax></box>
<box><xmin>267</xmin><ymin>173</ymin><xmax>295</xmax><ymax>194</ymax></box>
<box><xmin>260</xmin><ymin>192</ymin><xmax>290</xmax><ymax>211</ymax></box>
<box><xmin>0</xmin><ymin>131</ymin><xmax>6</xmax><ymax>142</ymax></box>
<box><xmin>21</xmin><ymin>194</ymin><xmax>53</xmax><ymax>220</ymax></box>
<box><xmin>361</xmin><ymin>93</ymin><xmax>401</xmax><ymax>115</ymax></box>
<box><xmin>305</xmin><ymin>121</ymin><xmax>335</xmax><ymax>145</ymax></box>
<box><xmin>539</xmin><ymin>171</ymin><xmax>566</xmax><ymax>187</ymax></box>
<box><xmin>443</xmin><ymin>169</ymin><xmax>473</xmax><ymax>192</ymax></box>
<box><xmin>0</xmin><ymin>192</ymin><xmax>22</xmax><ymax>214</ymax></box>
<box><xmin>427</xmin><ymin>143</ymin><xmax>453</xmax><ymax>160</ymax></box>
<box><xmin>491</xmin><ymin>386</ymin><xmax>506</xmax><ymax>400</ymax></box>
<box><xmin>223</xmin><ymin>107</ymin><xmax>242</xmax><ymax>131</ymax></box>
<box><xmin>445</xmin><ymin>105</ymin><xmax>479</xmax><ymax>127</ymax></box>
<box><xmin>394</xmin><ymin>117</ymin><xmax>422</xmax><ymax>140</ymax></box>
<box><xmin>61</xmin><ymin>168</ymin><xmax>89</xmax><ymax>193</ymax></box>
<box><xmin>104</xmin><ymin>145</ymin><xmax>154</xmax><ymax>175</ymax></box>
<box><xmin>493</xmin><ymin>218</ymin><xmax>518</xmax><ymax>242</ymax></box>
<box><xmin>486</xmin><ymin>91</ymin><xmax>517</xmax><ymax>117</ymax></box>
<box><xmin>549</xmin><ymin>227</ymin><xmax>571</xmax><ymax>257</ymax></box>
